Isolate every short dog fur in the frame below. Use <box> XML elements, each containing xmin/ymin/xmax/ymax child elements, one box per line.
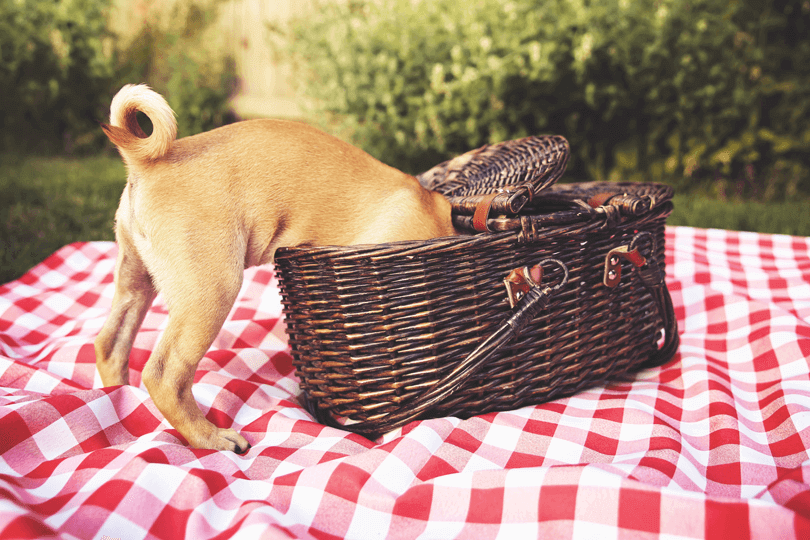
<box><xmin>95</xmin><ymin>84</ymin><xmax>458</xmax><ymax>453</ymax></box>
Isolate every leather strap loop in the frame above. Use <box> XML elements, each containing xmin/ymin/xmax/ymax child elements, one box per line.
<box><xmin>587</xmin><ymin>192</ymin><xmax>615</xmax><ymax>208</ymax></box>
<box><xmin>472</xmin><ymin>193</ymin><xmax>499</xmax><ymax>232</ymax></box>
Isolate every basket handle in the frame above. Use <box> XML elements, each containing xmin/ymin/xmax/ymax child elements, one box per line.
<box><xmin>329</xmin><ymin>259</ymin><xmax>569</xmax><ymax>439</ymax></box>
<box><xmin>603</xmin><ymin>232</ymin><xmax>679</xmax><ymax>368</ymax></box>
<box><xmin>628</xmin><ymin>234</ymin><xmax>680</xmax><ymax>368</ymax></box>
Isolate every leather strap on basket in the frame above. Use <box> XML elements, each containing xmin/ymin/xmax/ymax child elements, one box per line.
<box><xmin>328</xmin><ymin>259</ymin><xmax>570</xmax><ymax>440</ymax></box>
<box><xmin>472</xmin><ymin>193</ymin><xmax>499</xmax><ymax>232</ymax></box>
<box><xmin>587</xmin><ymin>192</ymin><xmax>615</xmax><ymax>208</ymax></box>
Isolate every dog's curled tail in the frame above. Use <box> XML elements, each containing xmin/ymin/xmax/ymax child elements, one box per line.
<box><xmin>102</xmin><ymin>84</ymin><xmax>177</xmax><ymax>165</ymax></box>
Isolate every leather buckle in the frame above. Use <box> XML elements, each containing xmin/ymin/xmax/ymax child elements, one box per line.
<box><xmin>504</xmin><ymin>264</ymin><xmax>544</xmax><ymax>308</ymax></box>
<box><xmin>603</xmin><ymin>246</ymin><xmax>647</xmax><ymax>287</ymax></box>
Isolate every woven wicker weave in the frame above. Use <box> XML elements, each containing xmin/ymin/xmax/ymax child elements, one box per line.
<box><xmin>275</xmin><ymin>136</ymin><xmax>678</xmax><ymax>439</ymax></box>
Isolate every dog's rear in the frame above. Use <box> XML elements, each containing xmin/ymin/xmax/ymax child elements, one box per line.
<box><xmin>95</xmin><ymin>84</ymin><xmax>458</xmax><ymax>452</ymax></box>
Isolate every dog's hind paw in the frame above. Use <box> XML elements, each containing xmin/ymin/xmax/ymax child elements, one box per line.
<box><xmin>218</xmin><ymin>428</ymin><xmax>252</xmax><ymax>454</ymax></box>
<box><xmin>191</xmin><ymin>427</ymin><xmax>251</xmax><ymax>454</ymax></box>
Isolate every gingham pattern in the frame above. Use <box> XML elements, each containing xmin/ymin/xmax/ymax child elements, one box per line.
<box><xmin>1</xmin><ymin>227</ymin><xmax>809</xmax><ymax>539</ymax></box>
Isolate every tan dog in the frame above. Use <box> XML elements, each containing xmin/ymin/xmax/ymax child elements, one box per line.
<box><xmin>95</xmin><ymin>84</ymin><xmax>458</xmax><ymax>453</ymax></box>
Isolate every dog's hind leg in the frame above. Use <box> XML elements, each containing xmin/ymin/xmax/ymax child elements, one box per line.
<box><xmin>95</xmin><ymin>230</ymin><xmax>157</xmax><ymax>387</ymax></box>
<box><xmin>140</xmin><ymin>257</ymin><xmax>250</xmax><ymax>453</ymax></box>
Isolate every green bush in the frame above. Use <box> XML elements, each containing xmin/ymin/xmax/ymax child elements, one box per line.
<box><xmin>288</xmin><ymin>0</ymin><xmax>810</xmax><ymax>198</ymax></box>
<box><xmin>0</xmin><ymin>0</ymin><xmax>115</xmax><ymax>153</ymax></box>
<box><xmin>0</xmin><ymin>0</ymin><xmax>236</xmax><ymax>153</ymax></box>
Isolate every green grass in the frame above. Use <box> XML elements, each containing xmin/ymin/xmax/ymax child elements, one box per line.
<box><xmin>668</xmin><ymin>193</ymin><xmax>810</xmax><ymax>237</ymax></box>
<box><xmin>1</xmin><ymin>154</ymin><xmax>808</xmax><ymax>285</ymax></box>
<box><xmin>1</xmin><ymin>154</ymin><xmax>125</xmax><ymax>284</ymax></box>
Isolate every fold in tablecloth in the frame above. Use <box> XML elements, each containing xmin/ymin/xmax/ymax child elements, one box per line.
<box><xmin>1</xmin><ymin>226</ymin><xmax>809</xmax><ymax>539</ymax></box>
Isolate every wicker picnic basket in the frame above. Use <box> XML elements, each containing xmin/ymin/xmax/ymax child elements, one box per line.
<box><xmin>274</xmin><ymin>135</ymin><xmax>679</xmax><ymax>439</ymax></box>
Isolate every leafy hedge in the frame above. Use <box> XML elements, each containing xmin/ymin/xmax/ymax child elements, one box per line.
<box><xmin>1</xmin><ymin>0</ymin><xmax>236</xmax><ymax>154</ymax></box>
<box><xmin>1</xmin><ymin>0</ymin><xmax>114</xmax><ymax>153</ymax></box>
<box><xmin>288</xmin><ymin>0</ymin><xmax>810</xmax><ymax>198</ymax></box>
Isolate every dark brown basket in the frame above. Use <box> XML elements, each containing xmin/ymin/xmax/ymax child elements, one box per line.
<box><xmin>274</xmin><ymin>136</ymin><xmax>679</xmax><ymax>439</ymax></box>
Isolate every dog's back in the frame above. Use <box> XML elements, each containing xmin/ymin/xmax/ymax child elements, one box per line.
<box><xmin>102</xmin><ymin>85</ymin><xmax>458</xmax><ymax>263</ymax></box>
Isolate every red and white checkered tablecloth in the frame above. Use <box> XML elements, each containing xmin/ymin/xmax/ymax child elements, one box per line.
<box><xmin>1</xmin><ymin>226</ymin><xmax>809</xmax><ymax>539</ymax></box>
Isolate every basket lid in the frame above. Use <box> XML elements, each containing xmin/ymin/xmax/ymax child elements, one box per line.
<box><xmin>418</xmin><ymin>135</ymin><xmax>570</xmax><ymax>216</ymax></box>
<box><xmin>417</xmin><ymin>136</ymin><xmax>673</xmax><ymax>234</ymax></box>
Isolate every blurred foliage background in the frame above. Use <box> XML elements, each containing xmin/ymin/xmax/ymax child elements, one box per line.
<box><xmin>287</xmin><ymin>0</ymin><xmax>810</xmax><ymax>201</ymax></box>
<box><xmin>1</xmin><ymin>0</ymin><xmax>809</xmax><ymax>283</ymax></box>
<box><xmin>0</xmin><ymin>0</ymin><xmax>237</xmax><ymax>154</ymax></box>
